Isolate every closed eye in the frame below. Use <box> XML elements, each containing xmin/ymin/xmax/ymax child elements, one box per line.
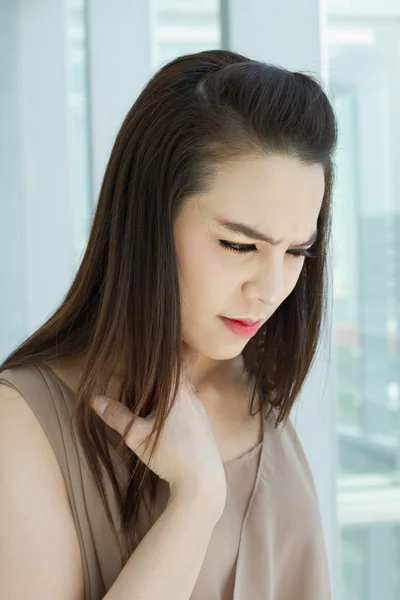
<box><xmin>219</xmin><ymin>240</ymin><xmax>315</xmax><ymax>259</ymax></box>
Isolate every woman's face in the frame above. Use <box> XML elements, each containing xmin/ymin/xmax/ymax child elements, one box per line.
<box><xmin>174</xmin><ymin>154</ymin><xmax>325</xmax><ymax>361</ymax></box>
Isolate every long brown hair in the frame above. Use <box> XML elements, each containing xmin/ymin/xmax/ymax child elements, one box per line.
<box><xmin>0</xmin><ymin>49</ymin><xmax>338</xmax><ymax>564</ymax></box>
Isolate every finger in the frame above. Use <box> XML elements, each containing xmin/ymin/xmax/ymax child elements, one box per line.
<box><xmin>91</xmin><ymin>395</ymin><xmax>151</xmax><ymax>452</ymax></box>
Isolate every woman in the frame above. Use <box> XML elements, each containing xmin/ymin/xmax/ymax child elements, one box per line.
<box><xmin>0</xmin><ymin>49</ymin><xmax>337</xmax><ymax>599</ymax></box>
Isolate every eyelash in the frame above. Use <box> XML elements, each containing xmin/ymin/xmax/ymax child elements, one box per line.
<box><xmin>219</xmin><ymin>240</ymin><xmax>315</xmax><ymax>259</ymax></box>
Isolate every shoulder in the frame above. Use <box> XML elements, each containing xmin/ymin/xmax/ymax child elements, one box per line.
<box><xmin>0</xmin><ymin>380</ymin><xmax>72</xmax><ymax>515</ymax></box>
<box><xmin>0</xmin><ymin>382</ymin><xmax>84</xmax><ymax>599</ymax></box>
<box><xmin>0</xmin><ymin>380</ymin><xmax>67</xmax><ymax>491</ymax></box>
<box><xmin>0</xmin><ymin>362</ymin><xmax>75</xmax><ymax>446</ymax></box>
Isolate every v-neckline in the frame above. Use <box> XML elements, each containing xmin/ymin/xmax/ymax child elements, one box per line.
<box><xmin>41</xmin><ymin>360</ymin><xmax>266</xmax><ymax>468</ymax></box>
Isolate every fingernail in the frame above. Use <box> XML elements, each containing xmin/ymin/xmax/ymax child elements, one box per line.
<box><xmin>95</xmin><ymin>397</ymin><xmax>109</xmax><ymax>415</ymax></box>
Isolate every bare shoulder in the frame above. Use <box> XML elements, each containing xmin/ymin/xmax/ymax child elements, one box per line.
<box><xmin>0</xmin><ymin>383</ymin><xmax>84</xmax><ymax>600</ymax></box>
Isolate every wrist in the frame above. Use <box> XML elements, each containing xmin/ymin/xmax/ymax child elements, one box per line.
<box><xmin>168</xmin><ymin>480</ymin><xmax>226</xmax><ymax>521</ymax></box>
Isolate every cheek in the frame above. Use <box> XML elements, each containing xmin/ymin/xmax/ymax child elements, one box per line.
<box><xmin>179</xmin><ymin>244</ymin><xmax>231</xmax><ymax>310</ymax></box>
<box><xmin>283</xmin><ymin>259</ymin><xmax>306</xmax><ymax>297</ymax></box>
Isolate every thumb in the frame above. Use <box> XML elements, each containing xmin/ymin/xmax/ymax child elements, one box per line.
<box><xmin>91</xmin><ymin>395</ymin><xmax>152</xmax><ymax>453</ymax></box>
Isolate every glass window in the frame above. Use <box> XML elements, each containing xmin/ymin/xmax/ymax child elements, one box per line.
<box><xmin>326</xmin><ymin>1</ymin><xmax>400</xmax><ymax>598</ymax></box>
<box><xmin>0</xmin><ymin>0</ymin><xmax>92</xmax><ymax>357</ymax></box>
<box><xmin>150</xmin><ymin>0</ymin><xmax>221</xmax><ymax>72</ymax></box>
<box><xmin>65</xmin><ymin>0</ymin><xmax>92</xmax><ymax>265</ymax></box>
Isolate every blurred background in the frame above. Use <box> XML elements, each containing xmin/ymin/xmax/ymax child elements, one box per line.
<box><xmin>1</xmin><ymin>0</ymin><xmax>399</xmax><ymax>598</ymax></box>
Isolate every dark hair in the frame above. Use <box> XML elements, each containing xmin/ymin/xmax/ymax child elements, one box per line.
<box><xmin>0</xmin><ymin>49</ymin><xmax>338</xmax><ymax>564</ymax></box>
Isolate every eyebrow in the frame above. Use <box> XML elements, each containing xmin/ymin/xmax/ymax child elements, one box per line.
<box><xmin>215</xmin><ymin>219</ymin><xmax>318</xmax><ymax>247</ymax></box>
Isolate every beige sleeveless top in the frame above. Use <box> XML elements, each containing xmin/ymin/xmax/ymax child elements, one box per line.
<box><xmin>0</xmin><ymin>364</ymin><xmax>331</xmax><ymax>599</ymax></box>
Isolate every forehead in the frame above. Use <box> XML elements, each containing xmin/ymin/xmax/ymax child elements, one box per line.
<box><xmin>197</xmin><ymin>154</ymin><xmax>325</xmax><ymax>231</ymax></box>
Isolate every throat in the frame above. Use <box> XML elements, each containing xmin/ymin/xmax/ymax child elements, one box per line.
<box><xmin>196</xmin><ymin>381</ymin><xmax>263</xmax><ymax>463</ymax></box>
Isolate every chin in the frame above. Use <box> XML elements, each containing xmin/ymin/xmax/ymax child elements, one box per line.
<box><xmin>199</xmin><ymin>342</ymin><xmax>247</xmax><ymax>361</ymax></box>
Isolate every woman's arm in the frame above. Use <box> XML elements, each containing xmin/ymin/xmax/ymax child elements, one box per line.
<box><xmin>0</xmin><ymin>384</ymin><xmax>84</xmax><ymax>600</ymax></box>
<box><xmin>105</xmin><ymin>487</ymin><xmax>220</xmax><ymax>600</ymax></box>
<box><xmin>0</xmin><ymin>385</ymin><xmax>221</xmax><ymax>600</ymax></box>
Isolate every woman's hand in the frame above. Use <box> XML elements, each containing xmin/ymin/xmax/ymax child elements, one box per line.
<box><xmin>91</xmin><ymin>343</ymin><xmax>227</xmax><ymax>510</ymax></box>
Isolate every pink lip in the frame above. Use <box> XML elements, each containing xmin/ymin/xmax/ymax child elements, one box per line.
<box><xmin>234</xmin><ymin>318</ymin><xmax>258</xmax><ymax>325</ymax></box>
<box><xmin>219</xmin><ymin>316</ymin><xmax>262</xmax><ymax>338</ymax></box>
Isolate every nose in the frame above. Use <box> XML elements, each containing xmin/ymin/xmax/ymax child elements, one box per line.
<box><xmin>243</xmin><ymin>259</ymin><xmax>285</xmax><ymax>307</ymax></box>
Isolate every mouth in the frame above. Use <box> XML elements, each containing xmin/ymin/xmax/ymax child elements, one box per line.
<box><xmin>230</xmin><ymin>317</ymin><xmax>264</xmax><ymax>325</ymax></box>
<box><xmin>219</xmin><ymin>316</ymin><xmax>263</xmax><ymax>338</ymax></box>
